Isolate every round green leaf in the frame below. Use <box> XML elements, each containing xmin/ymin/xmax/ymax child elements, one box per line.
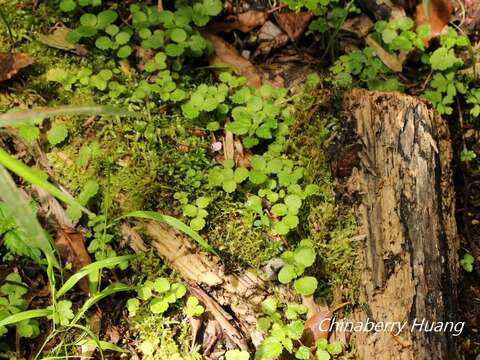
<box><xmin>316</xmin><ymin>349</ymin><xmax>331</xmax><ymax>360</ymax></box>
<box><xmin>249</xmin><ymin>170</ymin><xmax>267</xmax><ymax>185</ymax></box>
<box><xmin>80</xmin><ymin>13</ymin><xmax>97</xmax><ymax>27</ymax></box>
<box><xmin>285</xmin><ymin>194</ymin><xmax>302</xmax><ymax>213</ymax></box>
<box><xmin>295</xmin><ymin>345</ymin><xmax>311</xmax><ymax>359</ymax></box>
<box><xmin>170</xmin><ymin>28</ymin><xmax>187</xmax><ymax>43</ymax></box>
<box><xmin>153</xmin><ymin>277</ymin><xmax>170</xmax><ymax>293</ymax></box>
<box><xmin>183</xmin><ymin>204</ymin><xmax>198</xmax><ymax>217</ymax></box>
<box><xmin>117</xmin><ymin>45</ymin><xmax>132</xmax><ymax>58</ymax></box>
<box><xmin>251</xmin><ymin>155</ymin><xmax>266</xmax><ymax>170</ymax></box>
<box><xmin>60</xmin><ymin>0</ymin><xmax>76</xmax><ymax>12</ymax></box>
<box><xmin>283</xmin><ymin>215</ymin><xmax>299</xmax><ymax>229</ymax></box>
<box><xmin>97</xmin><ymin>10</ymin><xmax>118</xmax><ymax>29</ymax></box>
<box><xmin>274</xmin><ymin>220</ymin><xmax>289</xmax><ymax>235</ymax></box>
<box><xmin>234</xmin><ymin>167</ymin><xmax>249</xmax><ymax>183</ymax></box>
<box><xmin>138</xmin><ymin>28</ymin><xmax>152</xmax><ymax>39</ymax></box>
<box><xmin>150</xmin><ymin>298</ymin><xmax>169</xmax><ymax>314</ymax></box>
<box><xmin>278</xmin><ymin>264</ymin><xmax>296</xmax><ymax>284</ymax></box>
<box><xmin>271</xmin><ymin>203</ymin><xmax>287</xmax><ymax>217</ymax></box>
<box><xmin>294</xmin><ymin>246</ymin><xmax>316</xmax><ymax>267</ymax></box>
<box><xmin>190</xmin><ymin>217</ymin><xmax>206</xmax><ymax>231</ymax></box>
<box><xmin>196</xmin><ymin>197</ymin><xmax>211</xmax><ymax>209</ymax></box>
<box><xmin>95</xmin><ymin>36</ymin><xmax>113</xmax><ymax>50</ymax></box>
<box><xmin>105</xmin><ymin>24</ymin><xmax>119</xmax><ymax>36</ymax></box>
<box><xmin>293</xmin><ymin>276</ymin><xmax>318</xmax><ymax>296</ymax></box>
<box><xmin>47</xmin><ymin>123</ymin><xmax>68</xmax><ymax>145</ymax></box>
<box><xmin>115</xmin><ymin>31</ymin><xmax>131</xmax><ymax>45</ymax></box>
<box><xmin>222</xmin><ymin>179</ymin><xmax>237</xmax><ymax>193</ymax></box>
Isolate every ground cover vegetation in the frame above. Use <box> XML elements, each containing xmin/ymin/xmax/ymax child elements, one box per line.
<box><xmin>0</xmin><ymin>0</ymin><xmax>478</xmax><ymax>358</ymax></box>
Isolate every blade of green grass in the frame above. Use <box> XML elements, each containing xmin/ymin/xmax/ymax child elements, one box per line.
<box><xmin>0</xmin><ymin>165</ymin><xmax>60</xmax><ymax>268</ymax></box>
<box><xmin>0</xmin><ymin>149</ymin><xmax>93</xmax><ymax>216</ymax></box>
<box><xmin>76</xmin><ymin>339</ymin><xmax>126</xmax><ymax>353</ymax></box>
<box><xmin>71</xmin><ymin>283</ymin><xmax>131</xmax><ymax>324</ymax></box>
<box><xmin>0</xmin><ymin>309</ymin><xmax>52</xmax><ymax>328</ymax></box>
<box><xmin>119</xmin><ymin>211</ymin><xmax>218</xmax><ymax>255</ymax></box>
<box><xmin>56</xmin><ymin>255</ymin><xmax>135</xmax><ymax>298</ymax></box>
<box><xmin>0</xmin><ymin>105</ymin><xmax>139</xmax><ymax>127</ymax></box>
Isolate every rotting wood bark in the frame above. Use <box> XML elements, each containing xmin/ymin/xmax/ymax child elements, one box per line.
<box><xmin>343</xmin><ymin>89</ymin><xmax>459</xmax><ymax>359</ymax></box>
<box><xmin>122</xmin><ymin>222</ymin><xmax>274</xmax><ymax>349</ymax></box>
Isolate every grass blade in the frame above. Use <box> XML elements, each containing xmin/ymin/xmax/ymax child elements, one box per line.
<box><xmin>0</xmin><ymin>149</ymin><xmax>93</xmax><ymax>216</ymax></box>
<box><xmin>119</xmin><ymin>211</ymin><xmax>218</xmax><ymax>255</ymax></box>
<box><xmin>0</xmin><ymin>105</ymin><xmax>139</xmax><ymax>127</ymax></box>
<box><xmin>0</xmin><ymin>165</ymin><xmax>60</xmax><ymax>268</ymax></box>
<box><xmin>76</xmin><ymin>339</ymin><xmax>126</xmax><ymax>353</ymax></box>
<box><xmin>0</xmin><ymin>309</ymin><xmax>52</xmax><ymax>328</ymax></box>
<box><xmin>56</xmin><ymin>255</ymin><xmax>135</xmax><ymax>298</ymax></box>
<box><xmin>71</xmin><ymin>283</ymin><xmax>131</xmax><ymax>324</ymax></box>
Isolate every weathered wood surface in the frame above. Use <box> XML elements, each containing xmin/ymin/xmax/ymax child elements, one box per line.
<box><xmin>122</xmin><ymin>222</ymin><xmax>273</xmax><ymax>349</ymax></box>
<box><xmin>343</xmin><ymin>89</ymin><xmax>460</xmax><ymax>359</ymax></box>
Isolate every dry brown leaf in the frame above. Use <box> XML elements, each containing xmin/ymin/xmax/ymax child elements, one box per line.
<box><xmin>301</xmin><ymin>308</ymin><xmax>333</xmax><ymax>347</ymax></box>
<box><xmin>415</xmin><ymin>0</ymin><xmax>453</xmax><ymax>41</ymax></box>
<box><xmin>209</xmin><ymin>10</ymin><xmax>268</xmax><ymax>33</ymax></box>
<box><xmin>38</xmin><ymin>28</ymin><xmax>87</xmax><ymax>55</ymax></box>
<box><xmin>0</xmin><ymin>52</ymin><xmax>34</xmax><ymax>82</ymax></box>
<box><xmin>275</xmin><ymin>11</ymin><xmax>313</xmax><ymax>41</ymax></box>
<box><xmin>365</xmin><ymin>36</ymin><xmax>402</xmax><ymax>72</ymax></box>
<box><xmin>202</xmin><ymin>32</ymin><xmax>262</xmax><ymax>88</ymax></box>
<box><xmin>55</xmin><ymin>229</ymin><xmax>92</xmax><ymax>295</ymax></box>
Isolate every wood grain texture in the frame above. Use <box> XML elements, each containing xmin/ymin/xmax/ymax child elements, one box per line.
<box><xmin>343</xmin><ymin>89</ymin><xmax>459</xmax><ymax>359</ymax></box>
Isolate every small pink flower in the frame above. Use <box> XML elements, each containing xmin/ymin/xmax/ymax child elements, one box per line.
<box><xmin>211</xmin><ymin>141</ymin><xmax>222</xmax><ymax>152</ymax></box>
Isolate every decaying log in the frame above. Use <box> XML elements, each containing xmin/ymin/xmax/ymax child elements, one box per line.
<box><xmin>122</xmin><ymin>222</ymin><xmax>272</xmax><ymax>348</ymax></box>
<box><xmin>343</xmin><ymin>89</ymin><xmax>460</xmax><ymax>359</ymax></box>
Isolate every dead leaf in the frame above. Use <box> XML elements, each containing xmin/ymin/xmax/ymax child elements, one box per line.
<box><xmin>275</xmin><ymin>11</ymin><xmax>313</xmax><ymax>41</ymax></box>
<box><xmin>55</xmin><ymin>229</ymin><xmax>92</xmax><ymax>294</ymax></box>
<box><xmin>341</xmin><ymin>15</ymin><xmax>374</xmax><ymax>38</ymax></box>
<box><xmin>415</xmin><ymin>0</ymin><xmax>453</xmax><ymax>41</ymax></box>
<box><xmin>301</xmin><ymin>307</ymin><xmax>333</xmax><ymax>347</ymax></box>
<box><xmin>254</xmin><ymin>21</ymin><xmax>289</xmax><ymax>58</ymax></box>
<box><xmin>202</xmin><ymin>319</ymin><xmax>222</xmax><ymax>356</ymax></box>
<box><xmin>209</xmin><ymin>10</ymin><xmax>268</xmax><ymax>33</ymax></box>
<box><xmin>462</xmin><ymin>0</ymin><xmax>480</xmax><ymax>32</ymax></box>
<box><xmin>38</xmin><ymin>27</ymin><xmax>87</xmax><ymax>56</ymax></box>
<box><xmin>202</xmin><ymin>32</ymin><xmax>262</xmax><ymax>87</ymax></box>
<box><xmin>134</xmin><ymin>46</ymin><xmax>154</xmax><ymax>72</ymax></box>
<box><xmin>365</xmin><ymin>36</ymin><xmax>402</xmax><ymax>72</ymax></box>
<box><xmin>0</xmin><ymin>52</ymin><xmax>34</xmax><ymax>82</ymax></box>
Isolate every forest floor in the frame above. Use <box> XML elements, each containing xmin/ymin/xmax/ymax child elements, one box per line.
<box><xmin>0</xmin><ymin>0</ymin><xmax>479</xmax><ymax>359</ymax></box>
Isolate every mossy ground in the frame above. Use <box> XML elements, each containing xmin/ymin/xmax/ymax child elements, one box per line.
<box><xmin>1</xmin><ymin>2</ymin><xmax>360</xmax><ymax>356</ymax></box>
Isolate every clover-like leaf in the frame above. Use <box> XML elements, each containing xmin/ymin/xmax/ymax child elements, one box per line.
<box><xmin>293</xmin><ymin>276</ymin><xmax>318</xmax><ymax>296</ymax></box>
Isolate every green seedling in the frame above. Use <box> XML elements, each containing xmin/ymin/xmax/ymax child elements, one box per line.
<box><xmin>184</xmin><ymin>296</ymin><xmax>204</xmax><ymax>317</ymax></box>
<box><xmin>182</xmin><ymin>196</ymin><xmax>211</xmax><ymax>231</ymax></box>
<box><xmin>278</xmin><ymin>240</ymin><xmax>318</xmax><ymax>296</ymax></box>
<box><xmin>226</xmin><ymin>349</ymin><xmax>250</xmax><ymax>360</ymax></box>
<box><xmin>460</xmin><ymin>253</ymin><xmax>474</xmax><ymax>272</ymax></box>
<box><xmin>0</xmin><ymin>273</ymin><xmax>40</xmax><ymax>338</ymax></box>
<box><xmin>127</xmin><ymin>277</ymin><xmax>187</xmax><ymax>316</ymax></box>
<box><xmin>208</xmin><ymin>159</ymin><xmax>249</xmax><ymax>193</ymax></box>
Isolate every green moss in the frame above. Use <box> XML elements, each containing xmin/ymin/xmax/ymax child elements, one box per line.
<box><xmin>128</xmin><ymin>313</ymin><xmax>201</xmax><ymax>360</ymax></box>
<box><xmin>208</xmin><ymin>206</ymin><xmax>283</xmax><ymax>269</ymax></box>
<box><xmin>289</xmin><ymin>90</ymin><xmax>359</xmax><ymax>302</ymax></box>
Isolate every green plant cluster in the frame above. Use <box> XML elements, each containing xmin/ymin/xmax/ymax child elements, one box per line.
<box><xmin>0</xmin><ymin>273</ymin><xmax>40</xmax><ymax>338</ymax></box>
<box><xmin>277</xmin><ymin>239</ymin><xmax>318</xmax><ymax>295</ymax></box>
<box><xmin>329</xmin><ymin>17</ymin><xmax>478</xmax><ymax>118</ymax></box>
<box><xmin>127</xmin><ymin>277</ymin><xmax>187</xmax><ymax>316</ymax></box>
<box><xmin>0</xmin><ymin>203</ymin><xmax>42</xmax><ymax>261</ymax></box>
<box><xmin>61</xmin><ymin>0</ymin><xmax>220</xmax><ymax>60</ymax></box>
<box><xmin>255</xmin><ymin>296</ymin><xmax>343</xmax><ymax>360</ymax></box>
<box><xmin>174</xmin><ymin>193</ymin><xmax>211</xmax><ymax>231</ymax></box>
